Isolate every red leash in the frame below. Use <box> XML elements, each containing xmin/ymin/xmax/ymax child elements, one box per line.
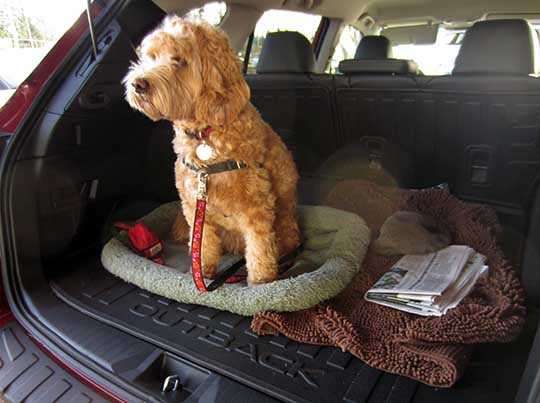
<box><xmin>190</xmin><ymin>172</ymin><xmax>251</xmax><ymax>291</ymax></box>
<box><xmin>191</xmin><ymin>198</ymin><xmax>209</xmax><ymax>292</ymax></box>
<box><xmin>191</xmin><ymin>173</ymin><xmax>210</xmax><ymax>292</ymax></box>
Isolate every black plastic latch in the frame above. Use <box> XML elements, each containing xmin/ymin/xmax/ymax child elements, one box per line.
<box><xmin>466</xmin><ymin>145</ymin><xmax>494</xmax><ymax>187</ymax></box>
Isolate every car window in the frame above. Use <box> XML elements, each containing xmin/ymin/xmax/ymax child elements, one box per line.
<box><xmin>242</xmin><ymin>10</ymin><xmax>322</xmax><ymax>74</ymax></box>
<box><xmin>0</xmin><ymin>77</ymin><xmax>14</xmax><ymax>90</ymax></box>
<box><xmin>532</xmin><ymin>23</ymin><xmax>540</xmax><ymax>73</ymax></box>
<box><xmin>183</xmin><ymin>2</ymin><xmax>227</xmax><ymax>26</ymax></box>
<box><xmin>326</xmin><ymin>25</ymin><xmax>362</xmax><ymax>73</ymax></box>
<box><xmin>0</xmin><ymin>0</ymin><xmax>87</xmax><ymax>108</ymax></box>
<box><xmin>391</xmin><ymin>27</ymin><xmax>465</xmax><ymax>75</ymax></box>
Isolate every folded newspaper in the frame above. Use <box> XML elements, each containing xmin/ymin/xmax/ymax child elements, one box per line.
<box><xmin>365</xmin><ymin>245</ymin><xmax>488</xmax><ymax>316</ymax></box>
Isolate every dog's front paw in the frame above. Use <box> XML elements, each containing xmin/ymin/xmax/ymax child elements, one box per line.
<box><xmin>247</xmin><ymin>271</ymin><xmax>277</xmax><ymax>287</ymax></box>
<box><xmin>203</xmin><ymin>265</ymin><xmax>217</xmax><ymax>280</ymax></box>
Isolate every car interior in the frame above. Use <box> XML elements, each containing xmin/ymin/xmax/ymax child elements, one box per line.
<box><xmin>1</xmin><ymin>0</ymin><xmax>540</xmax><ymax>401</ymax></box>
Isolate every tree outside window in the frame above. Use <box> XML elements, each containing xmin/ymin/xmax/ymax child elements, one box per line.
<box><xmin>0</xmin><ymin>0</ymin><xmax>85</xmax><ymax>108</ymax></box>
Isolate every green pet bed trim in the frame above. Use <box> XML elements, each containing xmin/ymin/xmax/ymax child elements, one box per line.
<box><xmin>102</xmin><ymin>202</ymin><xmax>370</xmax><ymax>316</ymax></box>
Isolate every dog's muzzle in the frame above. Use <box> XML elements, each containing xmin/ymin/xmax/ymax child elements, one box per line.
<box><xmin>132</xmin><ymin>78</ymin><xmax>149</xmax><ymax>95</ymax></box>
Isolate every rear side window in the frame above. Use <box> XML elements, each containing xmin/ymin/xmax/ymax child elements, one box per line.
<box><xmin>326</xmin><ymin>25</ymin><xmax>362</xmax><ymax>73</ymax></box>
<box><xmin>391</xmin><ymin>27</ymin><xmax>465</xmax><ymax>75</ymax></box>
<box><xmin>533</xmin><ymin>23</ymin><xmax>540</xmax><ymax>72</ymax></box>
<box><xmin>242</xmin><ymin>10</ymin><xmax>322</xmax><ymax>74</ymax></box>
<box><xmin>183</xmin><ymin>2</ymin><xmax>227</xmax><ymax>26</ymax></box>
<box><xmin>0</xmin><ymin>1</ymin><xmax>86</xmax><ymax>108</ymax></box>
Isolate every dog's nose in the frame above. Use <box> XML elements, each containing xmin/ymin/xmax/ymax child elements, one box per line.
<box><xmin>132</xmin><ymin>78</ymin><xmax>149</xmax><ymax>94</ymax></box>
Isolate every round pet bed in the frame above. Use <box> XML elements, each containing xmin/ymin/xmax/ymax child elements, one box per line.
<box><xmin>102</xmin><ymin>202</ymin><xmax>370</xmax><ymax>315</ymax></box>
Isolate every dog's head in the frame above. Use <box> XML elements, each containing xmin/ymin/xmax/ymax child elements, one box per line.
<box><xmin>124</xmin><ymin>16</ymin><xmax>250</xmax><ymax>125</ymax></box>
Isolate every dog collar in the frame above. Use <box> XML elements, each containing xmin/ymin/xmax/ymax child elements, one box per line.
<box><xmin>182</xmin><ymin>158</ymin><xmax>262</xmax><ymax>175</ymax></box>
<box><xmin>184</xmin><ymin>126</ymin><xmax>213</xmax><ymax>141</ymax></box>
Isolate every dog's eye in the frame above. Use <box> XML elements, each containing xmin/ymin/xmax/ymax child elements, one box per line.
<box><xmin>171</xmin><ymin>57</ymin><xmax>187</xmax><ymax>67</ymax></box>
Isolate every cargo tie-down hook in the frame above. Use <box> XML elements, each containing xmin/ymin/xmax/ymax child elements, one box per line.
<box><xmin>162</xmin><ymin>375</ymin><xmax>181</xmax><ymax>393</ymax></box>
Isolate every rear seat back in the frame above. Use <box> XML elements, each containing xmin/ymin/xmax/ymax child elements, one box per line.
<box><xmin>246</xmin><ymin>22</ymin><xmax>540</xmax><ymax>211</ymax></box>
<box><xmin>332</xmin><ymin>21</ymin><xmax>540</xmax><ymax>206</ymax></box>
<box><xmin>334</xmin><ymin>35</ymin><xmax>420</xmax><ymax>152</ymax></box>
<box><xmin>427</xmin><ymin>19</ymin><xmax>540</xmax><ymax>305</ymax></box>
<box><xmin>333</xmin><ymin>20</ymin><xmax>540</xmax><ymax>292</ymax></box>
<box><xmin>246</xmin><ymin>31</ymin><xmax>338</xmax><ymax>172</ymax></box>
<box><xmin>334</xmin><ymin>74</ymin><xmax>419</xmax><ymax>147</ymax></box>
<box><xmin>242</xmin><ymin>22</ymin><xmax>540</xmax><ymax>293</ymax></box>
<box><xmin>426</xmin><ymin>19</ymin><xmax>540</xmax><ymax>204</ymax></box>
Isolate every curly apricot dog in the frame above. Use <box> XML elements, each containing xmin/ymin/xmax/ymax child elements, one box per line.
<box><xmin>124</xmin><ymin>17</ymin><xmax>300</xmax><ymax>285</ymax></box>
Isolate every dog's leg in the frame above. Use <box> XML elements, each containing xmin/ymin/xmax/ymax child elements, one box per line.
<box><xmin>239</xmin><ymin>209</ymin><xmax>279</xmax><ymax>286</ymax></box>
<box><xmin>264</xmin><ymin>132</ymin><xmax>300</xmax><ymax>257</ymax></box>
<box><xmin>274</xmin><ymin>190</ymin><xmax>300</xmax><ymax>256</ymax></box>
<box><xmin>172</xmin><ymin>212</ymin><xmax>190</xmax><ymax>242</ymax></box>
<box><xmin>274</xmin><ymin>211</ymin><xmax>300</xmax><ymax>256</ymax></box>
<box><xmin>201</xmin><ymin>222</ymin><xmax>222</xmax><ymax>279</ymax></box>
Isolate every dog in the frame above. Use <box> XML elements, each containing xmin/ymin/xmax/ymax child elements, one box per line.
<box><xmin>124</xmin><ymin>17</ymin><xmax>300</xmax><ymax>286</ymax></box>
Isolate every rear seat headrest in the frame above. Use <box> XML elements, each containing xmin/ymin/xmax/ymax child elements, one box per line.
<box><xmin>338</xmin><ymin>35</ymin><xmax>418</xmax><ymax>75</ymax></box>
<box><xmin>256</xmin><ymin>31</ymin><xmax>316</xmax><ymax>74</ymax></box>
<box><xmin>453</xmin><ymin>19</ymin><xmax>538</xmax><ymax>75</ymax></box>
<box><xmin>355</xmin><ymin>36</ymin><xmax>393</xmax><ymax>59</ymax></box>
<box><xmin>338</xmin><ymin>59</ymin><xmax>418</xmax><ymax>75</ymax></box>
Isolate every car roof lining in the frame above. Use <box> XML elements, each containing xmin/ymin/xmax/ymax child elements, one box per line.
<box><xmin>153</xmin><ymin>0</ymin><xmax>540</xmax><ymax>27</ymax></box>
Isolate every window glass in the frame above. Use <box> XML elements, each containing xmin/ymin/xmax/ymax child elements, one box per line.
<box><xmin>243</xmin><ymin>10</ymin><xmax>322</xmax><ymax>74</ymax></box>
<box><xmin>183</xmin><ymin>2</ymin><xmax>227</xmax><ymax>26</ymax></box>
<box><xmin>326</xmin><ymin>25</ymin><xmax>362</xmax><ymax>73</ymax></box>
<box><xmin>532</xmin><ymin>24</ymin><xmax>540</xmax><ymax>75</ymax></box>
<box><xmin>0</xmin><ymin>0</ymin><xmax>86</xmax><ymax>108</ymax></box>
<box><xmin>391</xmin><ymin>27</ymin><xmax>465</xmax><ymax>75</ymax></box>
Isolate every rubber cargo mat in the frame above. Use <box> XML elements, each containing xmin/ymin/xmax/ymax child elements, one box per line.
<box><xmin>50</xmin><ymin>257</ymin><xmax>532</xmax><ymax>403</ymax></box>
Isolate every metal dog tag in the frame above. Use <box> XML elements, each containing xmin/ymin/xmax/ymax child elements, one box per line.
<box><xmin>196</xmin><ymin>142</ymin><xmax>213</xmax><ymax>161</ymax></box>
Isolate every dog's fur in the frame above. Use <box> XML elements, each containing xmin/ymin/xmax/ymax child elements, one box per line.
<box><xmin>124</xmin><ymin>17</ymin><xmax>300</xmax><ymax>285</ymax></box>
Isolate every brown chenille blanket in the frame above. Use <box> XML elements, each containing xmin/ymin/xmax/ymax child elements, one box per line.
<box><xmin>252</xmin><ymin>180</ymin><xmax>526</xmax><ymax>387</ymax></box>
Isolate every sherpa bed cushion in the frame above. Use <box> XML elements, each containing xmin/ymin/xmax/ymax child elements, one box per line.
<box><xmin>102</xmin><ymin>202</ymin><xmax>371</xmax><ymax>316</ymax></box>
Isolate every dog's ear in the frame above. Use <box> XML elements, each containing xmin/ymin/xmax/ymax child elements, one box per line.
<box><xmin>163</xmin><ymin>15</ymin><xmax>192</xmax><ymax>37</ymax></box>
<box><xmin>191</xmin><ymin>23</ymin><xmax>250</xmax><ymax>126</ymax></box>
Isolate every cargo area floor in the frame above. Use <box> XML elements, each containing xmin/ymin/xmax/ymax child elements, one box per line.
<box><xmin>49</xmin><ymin>256</ymin><xmax>537</xmax><ymax>403</ymax></box>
